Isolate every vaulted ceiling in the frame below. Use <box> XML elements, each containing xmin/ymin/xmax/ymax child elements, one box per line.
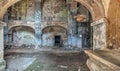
<box><xmin>0</xmin><ymin>0</ymin><xmax>105</xmax><ymax>21</ymax></box>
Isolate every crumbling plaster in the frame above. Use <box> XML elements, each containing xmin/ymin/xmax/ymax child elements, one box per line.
<box><xmin>0</xmin><ymin>0</ymin><xmax>104</xmax><ymax>21</ymax></box>
<box><xmin>11</xmin><ymin>26</ymin><xmax>36</xmax><ymax>47</ymax></box>
<box><xmin>0</xmin><ymin>0</ymin><xmax>107</xmax><ymax>49</ymax></box>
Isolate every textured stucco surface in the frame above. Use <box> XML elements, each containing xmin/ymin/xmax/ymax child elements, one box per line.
<box><xmin>106</xmin><ymin>0</ymin><xmax>120</xmax><ymax>49</ymax></box>
<box><xmin>12</xmin><ymin>27</ymin><xmax>36</xmax><ymax>47</ymax></box>
<box><xmin>92</xmin><ymin>19</ymin><xmax>106</xmax><ymax>50</ymax></box>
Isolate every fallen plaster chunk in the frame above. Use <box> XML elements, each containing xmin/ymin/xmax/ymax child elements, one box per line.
<box><xmin>78</xmin><ymin>68</ymin><xmax>81</xmax><ymax>71</ymax></box>
<box><xmin>58</xmin><ymin>65</ymin><xmax>68</xmax><ymax>69</ymax></box>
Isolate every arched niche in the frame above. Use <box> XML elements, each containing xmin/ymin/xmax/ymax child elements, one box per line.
<box><xmin>8</xmin><ymin>25</ymin><xmax>35</xmax><ymax>33</ymax></box>
<box><xmin>7</xmin><ymin>26</ymin><xmax>36</xmax><ymax>48</ymax></box>
<box><xmin>42</xmin><ymin>26</ymin><xmax>67</xmax><ymax>47</ymax></box>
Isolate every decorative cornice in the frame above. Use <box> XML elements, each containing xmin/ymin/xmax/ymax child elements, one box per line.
<box><xmin>91</xmin><ymin>18</ymin><xmax>107</xmax><ymax>26</ymax></box>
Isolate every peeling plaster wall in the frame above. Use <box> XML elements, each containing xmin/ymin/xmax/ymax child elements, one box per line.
<box><xmin>4</xmin><ymin>0</ymin><xmax>93</xmax><ymax>48</ymax></box>
<box><xmin>8</xmin><ymin>0</ymin><xmax>35</xmax><ymax>21</ymax></box>
<box><xmin>42</xmin><ymin>0</ymin><xmax>68</xmax><ymax>22</ymax></box>
<box><xmin>12</xmin><ymin>27</ymin><xmax>35</xmax><ymax>47</ymax></box>
<box><xmin>68</xmin><ymin>35</ymin><xmax>82</xmax><ymax>48</ymax></box>
<box><xmin>67</xmin><ymin>1</ymin><xmax>91</xmax><ymax>48</ymax></box>
<box><xmin>42</xmin><ymin>27</ymin><xmax>67</xmax><ymax>47</ymax></box>
<box><xmin>92</xmin><ymin>19</ymin><xmax>106</xmax><ymax>50</ymax></box>
<box><xmin>42</xmin><ymin>33</ymin><xmax>54</xmax><ymax>46</ymax></box>
<box><xmin>5</xmin><ymin>0</ymin><xmax>68</xmax><ymax>47</ymax></box>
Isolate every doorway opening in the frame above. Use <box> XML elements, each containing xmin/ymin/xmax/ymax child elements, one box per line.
<box><xmin>77</xmin><ymin>22</ymin><xmax>92</xmax><ymax>48</ymax></box>
<box><xmin>55</xmin><ymin>35</ymin><xmax>61</xmax><ymax>47</ymax></box>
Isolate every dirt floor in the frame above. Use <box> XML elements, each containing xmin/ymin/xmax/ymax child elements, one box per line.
<box><xmin>5</xmin><ymin>48</ymin><xmax>90</xmax><ymax>71</ymax></box>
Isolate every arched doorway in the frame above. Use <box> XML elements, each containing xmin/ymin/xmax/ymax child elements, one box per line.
<box><xmin>74</xmin><ymin>0</ymin><xmax>106</xmax><ymax>50</ymax></box>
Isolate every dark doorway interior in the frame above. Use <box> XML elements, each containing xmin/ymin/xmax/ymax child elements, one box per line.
<box><xmin>55</xmin><ymin>36</ymin><xmax>61</xmax><ymax>46</ymax></box>
<box><xmin>77</xmin><ymin>22</ymin><xmax>92</xmax><ymax>48</ymax></box>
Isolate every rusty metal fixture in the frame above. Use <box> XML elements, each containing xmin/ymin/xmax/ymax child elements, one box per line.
<box><xmin>74</xmin><ymin>15</ymin><xmax>86</xmax><ymax>22</ymax></box>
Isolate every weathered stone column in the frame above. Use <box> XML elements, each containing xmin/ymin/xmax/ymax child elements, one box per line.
<box><xmin>0</xmin><ymin>21</ymin><xmax>6</xmax><ymax>71</ymax></box>
<box><xmin>34</xmin><ymin>0</ymin><xmax>42</xmax><ymax>48</ymax></box>
<box><xmin>91</xmin><ymin>18</ymin><xmax>107</xmax><ymax>50</ymax></box>
<box><xmin>67</xmin><ymin>0</ymin><xmax>77</xmax><ymax>47</ymax></box>
<box><xmin>67</xmin><ymin>9</ymin><xmax>74</xmax><ymax>46</ymax></box>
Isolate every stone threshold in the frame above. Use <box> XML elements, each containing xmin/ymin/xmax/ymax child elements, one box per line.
<box><xmin>4</xmin><ymin>48</ymin><xmax>91</xmax><ymax>55</ymax></box>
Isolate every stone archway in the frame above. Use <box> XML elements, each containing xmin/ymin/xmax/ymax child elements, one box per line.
<box><xmin>0</xmin><ymin>0</ymin><xmax>21</xmax><ymax>20</ymax></box>
<box><xmin>42</xmin><ymin>25</ymin><xmax>67</xmax><ymax>34</ymax></box>
<box><xmin>74</xmin><ymin>0</ymin><xmax>106</xmax><ymax>49</ymax></box>
<box><xmin>41</xmin><ymin>26</ymin><xmax>67</xmax><ymax>47</ymax></box>
<box><xmin>41</xmin><ymin>22</ymin><xmax>67</xmax><ymax>32</ymax></box>
<box><xmin>8</xmin><ymin>25</ymin><xmax>35</xmax><ymax>33</ymax></box>
<box><xmin>0</xmin><ymin>0</ymin><xmax>105</xmax><ymax>21</ymax></box>
<box><xmin>75</xmin><ymin>0</ymin><xmax>105</xmax><ymax>21</ymax></box>
<box><xmin>0</xmin><ymin>0</ymin><xmax>106</xmax><ymax>48</ymax></box>
<box><xmin>0</xmin><ymin>0</ymin><xmax>106</xmax><ymax>49</ymax></box>
<box><xmin>8</xmin><ymin>24</ymin><xmax>35</xmax><ymax>33</ymax></box>
<box><xmin>0</xmin><ymin>0</ymin><xmax>107</xmax><ymax>70</ymax></box>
